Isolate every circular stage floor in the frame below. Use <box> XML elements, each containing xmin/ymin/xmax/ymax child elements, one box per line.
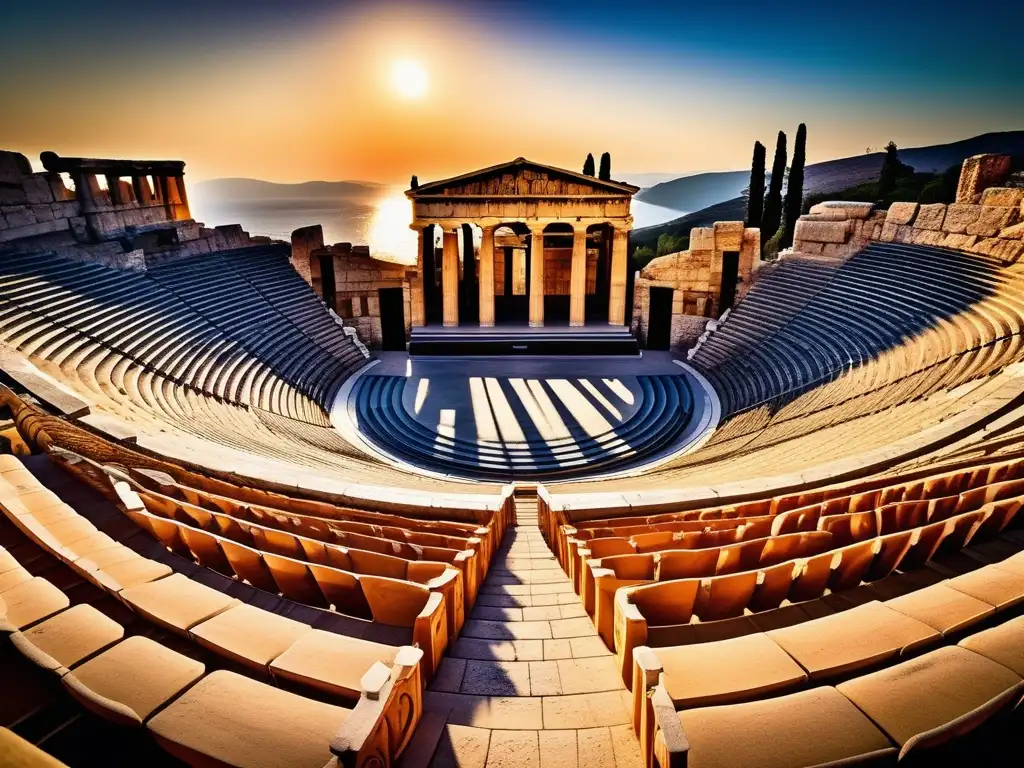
<box><xmin>334</xmin><ymin>352</ymin><xmax>718</xmax><ymax>483</ymax></box>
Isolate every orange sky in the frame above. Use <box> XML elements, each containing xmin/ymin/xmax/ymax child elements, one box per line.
<box><xmin>2</xmin><ymin>2</ymin><xmax>1020</xmax><ymax>184</ymax></box>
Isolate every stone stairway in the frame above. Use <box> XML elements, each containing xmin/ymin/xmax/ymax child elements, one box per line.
<box><xmin>401</xmin><ymin>491</ymin><xmax>644</xmax><ymax>768</ymax></box>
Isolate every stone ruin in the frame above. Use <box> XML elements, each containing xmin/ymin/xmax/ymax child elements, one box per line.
<box><xmin>631</xmin><ymin>222</ymin><xmax>761</xmax><ymax>350</ymax></box>
<box><xmin>0</xmin><ymin>149</ymin><xmax>272</xmax><ymax>271</ymax></box>
<box><xmin>791</xmin><ymin>153</ymin><xmax>1024</xmax><ymax>263</ymax></box>
<box><xmin>291</xmin><ymin>224</ymin><xmax>416</xmax><ymax>349</ymax></box>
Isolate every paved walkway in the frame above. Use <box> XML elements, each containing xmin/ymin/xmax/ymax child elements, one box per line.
<box><xmin>402</xmin><ymin>497</ymin><xmax>643</xmax><ymax>768</ymax></box>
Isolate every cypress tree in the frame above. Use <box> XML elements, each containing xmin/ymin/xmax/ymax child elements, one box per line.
<box><xmin>410</xmin><ymin>175</ymin><xmax>419</xmax><ymax>190</ymax></box>
<box><xmin>781</xmin><ymin>123</ymin><xmax>807</xmax><ymax>249</ymax></box>
<box><xmin>877</xmin><ymin>141</ymin><xmax>901</xmax><ymax>199</ymax></box>
<box><xmin>598</xmin><ymin>152</ymin><xmax>611</xmax><ymax>181</ymax></box>
<box><xmin>745</xmin><ymin>141</ymin><xmax>766</xmax><ymax>228</ymax></box>
<box><xmin>761</xmin><ymin>131</ymin><xmax>787</xmax><ymax>246</ymax></box>
<box><xmin>583</xmin><ymin>154</ymin><xmax>595</xmax><ymax>176</ymax></box>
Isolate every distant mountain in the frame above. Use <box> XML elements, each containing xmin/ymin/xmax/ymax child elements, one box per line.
<box><xmin>192</xmin><ymin>177</ymin><xmax>389</xmax><ymax>203</ymax></box>
<box><xmin>631</xmin><ymin>131</ymin><xmax>1024</xmax><ymax>252</ymax></box>
<box><xmin>636</xmin><ymin>131</ymin><xmax>1024</xmax><ymax>218</ymax></box>
<box><xmin>618</xmin><ymin>171</ymin><xmax>691</xmax><ymax>189</ymax></box>
<box><xmin>636</xmin><ymin>170</ymin><xmax>749</xmax><ymax>212</ymax></box>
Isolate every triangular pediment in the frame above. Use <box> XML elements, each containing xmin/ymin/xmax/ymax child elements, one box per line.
<box><xmin>408</xmin><ymin>158</ymin><xmax>639</xmax><ymax>197</ymax></box>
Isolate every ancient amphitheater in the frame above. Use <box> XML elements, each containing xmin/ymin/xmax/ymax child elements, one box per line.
<box><xmin>1</xmin><ymin>149</ymin><xmax>1023</xmax><ymax>768</ymax></box>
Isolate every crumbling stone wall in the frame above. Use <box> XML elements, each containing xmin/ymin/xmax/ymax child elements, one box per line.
<box><xmin>792</xmin><ymin>155</ymin><xmax>1023</xmax><ymax>264</ymax></box>
<box><xmin>295</xmin><ymin>233</ymin><xmax>415</xmax><ymax>349</ymax></box>
<box><xmin>1</xmin><ymin>149</ymin><xmax>270</xmax><ymax>269</ymax></box>
<box><xmin>631</xmin><ymin>221</ymin><xmax>760</xmax><ymax>350</ymax></box>
<box><xmin>1</xmin><ymin>151</ymin><xmax>81</xmax><ymax>244</ymax></box>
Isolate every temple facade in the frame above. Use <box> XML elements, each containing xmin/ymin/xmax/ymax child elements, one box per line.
<box><xmin>406</xmin><ymin>158</ymin><xmax>639</xmax><ymax>328</ymax></box>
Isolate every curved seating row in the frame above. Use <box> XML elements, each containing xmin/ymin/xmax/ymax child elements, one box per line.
<box><xmin>0</xmin><ymin>246</ymin><xmax>364</xmax><ymax>427</ymax></box>
<box><xmin>546</xmin><ymin>447</ymin><xmax>1024</xmax><ymax>568</ymax></box>
<box><xmin>695</xmin><ymin>242</ymin><xmax>1024</xmax><ymax>420</ymax></box>
<box><xmin>646</xmin><ymin>620</ymin><xmax>1023</xmax><ymax>768</ymax></box>
<box><xmin>353</xmin><ymin>373</ymin><xmax>693</xmax><ymax>480</ymax></box>
<box><xmin>128</xmin><ymin>481</ymin><xmax>468</xmax><ymax>644</ymax></box>
<box><xmin>611</xmin><ymin>496</ymin><xmax>1019</xmax><ymax>687</ymax></box>
<box><xmin>0</xmin><ymin>454</ymin><xmax>424</xmax><ymax>767</ymax></box>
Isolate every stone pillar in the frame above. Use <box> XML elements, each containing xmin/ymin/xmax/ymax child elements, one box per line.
<box><xmin>411</xmin><ymin>226</ymin><xmax>426</xmax><ymax>327</ymax></box>
<box><xmin>608</xmin><ymin>225</ymin><xmax>629</xmax><ymax>326</ymax></box>
<box><xmin>529</xmin><ymin>225</ymin><xmax>546</xmax><ymax>327</ymax></box>
<box><xmin>478</xmin><ymin>225</ymin><xmax>495</xmax><ymax>327</ymax></box>
<box><xmin>442</xmin><ymin>228</ymin><xmax>460</xmax><ymax>327</ymax></box>
<box><xmin>291</xmin><ymin>224</ymin><xmax>324</xmax><ymax>285</ymax></box>
<box><xmin>569</xmin><ymin>226</ymin><xmax>588</xmax><ymax>327</ymax></box>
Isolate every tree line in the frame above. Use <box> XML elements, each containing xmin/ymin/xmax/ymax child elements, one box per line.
<box><xmin>745</xmin><ymin>124</ymin><xmax>807</xmax><ymax>259</ymax></box>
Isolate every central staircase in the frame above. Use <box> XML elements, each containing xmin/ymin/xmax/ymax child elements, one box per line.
<box><xmin>400</xmin><ymin>489</ymin><xmax>644</xmax><ymax>768</ymax></box>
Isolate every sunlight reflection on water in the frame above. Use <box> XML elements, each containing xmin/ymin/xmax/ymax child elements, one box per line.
<box><xmin>190</xmin><ymin>187</ymin><xmax>683</xmax><ymax>265</ymax></box>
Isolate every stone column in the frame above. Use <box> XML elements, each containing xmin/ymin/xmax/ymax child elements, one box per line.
<box><xmin>411</xmin><ymin>226</ymin><xmax>426</xmax><ymax>327</ymax></box>
<box><xmin>569</xmin><ymin>225</ymin><xmax>588</xmax><ymax>327</ymax></box>
<box><xmin>529</xmin><ymin>225</ymin><xmax>546</xmax><ymax>327</ymax></box>
<box><xmin>608</xmin><ymin>224</ymin><xmax>629</xmax><ymax>326</ymax></box>
<box><xmin>478</xmin><ymin>225</ymin><xmax>495</xmax><ymax>327</ymax></box>
<box><xmin>442</xmin><ymin>228</ymin><xmax>460</xmax><ymax>327</ymax></box>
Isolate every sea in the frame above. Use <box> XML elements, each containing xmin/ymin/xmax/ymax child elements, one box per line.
<box><xmin>189</xmin><ymin>187</ymin><xmax>684</xmax><ymax>264</ymax></box>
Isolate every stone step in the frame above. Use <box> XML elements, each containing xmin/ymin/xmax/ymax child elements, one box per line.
<box><xmin>428</xmin><ymin>656</ymin><xmax>624</xmax><ymax>697</ymax></box>
<box><xmin>428</xmin><ymin>724</ymin><xmax>643</xmax><ymax>768</ymax></box>
<box><xmin>423</xmin><ymin>690</ymin><xmax>633</xmax><ymax>731</ymax></box>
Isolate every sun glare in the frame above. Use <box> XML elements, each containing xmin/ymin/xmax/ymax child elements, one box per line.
<box><xmin>391</xmin><ymin>59</ymin><xmax>429</xmax><ymax>100</ymax></box>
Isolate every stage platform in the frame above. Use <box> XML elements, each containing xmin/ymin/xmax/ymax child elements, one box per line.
<box><xmin>408</xmin><ymin>324</ymin><xmax>640</xmax><ymax>356</ymax></box>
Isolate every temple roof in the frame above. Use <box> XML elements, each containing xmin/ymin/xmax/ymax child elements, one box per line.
<box><xmin>406</xmin><ymin>157</ymin><xmax>640</xmax><ymax>197</ymax></box>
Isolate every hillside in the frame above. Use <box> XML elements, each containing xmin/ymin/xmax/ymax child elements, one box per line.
<box><xmin>632</xmin><ymin>131</ymin><xmax>1024</xmax><ymax>254</ymax></box>
<box><xmin>635</xmin><ymin>170</ymin><xmax>748</xmax><ymax>211</ymax></box>
<box><xmin>192</xmin><ymin>177</ymin><xmax>388</xmax><ymax>203</ymax></box>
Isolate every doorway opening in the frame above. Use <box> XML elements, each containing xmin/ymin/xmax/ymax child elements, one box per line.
<box><xmin>647</xmin><ymin>287</ymin><xmax>673</xmax><ymax>350</ymax></box>
<box><xmin>719</xmin><ymin>251</ymin><xmax>740</xmax><ymax>315</ymax></box>
<box><xmin>378</xmin><ymin>288</ymin><xmax>407</xmax><ymax>351</ymax></box>
<box><xmin>318</xmin><ymin>253</ymin><xmax>336</xmax><ymax>312</ymax></box>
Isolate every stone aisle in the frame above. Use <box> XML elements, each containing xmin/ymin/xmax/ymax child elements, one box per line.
<box><xmin>402</xmin><ymin>495</ymin><xmax>643</xmax><ymax>768</ymax></box>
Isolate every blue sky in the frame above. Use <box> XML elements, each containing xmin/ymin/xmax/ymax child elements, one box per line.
<box><xmin>2</xmin><ymin>0</ymin><xmax>1020</xmax><ymax>181</ymax></box>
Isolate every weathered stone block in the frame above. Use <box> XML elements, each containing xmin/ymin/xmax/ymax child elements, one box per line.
<box><xmin>943</xmin><ymin>204</ymin><xmax>983</xmax><ymax>234</ymax></box>
<box><xmin>0</xmin><ymin>186</ymin><xmax>28</xmax><ymax>206</ymax></box>
<box><xmin>690</xmin><ymin>227</ymin><xmax>714</xmax><ymax>250</ymax></box>
<box><xmin>966</xmin><ymin>206</ymin><xmax>1017</xmax><ymax>237</ymax></box>
<box><xmin>941</xmin><ymin>233</ymin><xmax>978</xmax><ymax>250</ymax></box>
<box><xmin>957</xmin><ymin>154</ymin><xmax>1012</xmax><ymax>202</ymax></box>
<box><xmin>880</xmin><ymin>223</ymin><xmax>899</xmax><ymax>242</ymax></box>
<box><xmin>914</xmin><ymin>204</ymin><xmax>946</xmax><ymax>231</ymax></box>
<box><xmin>808</xmin><ymin>201</ymin><xmax>875</xmax><ymax>220</ymax></box>
<box><xmin>31</xmin><ymin>204</ymin><xmax>54</xmax><ymax>223</ymax></box>
<box><xmin>999</xmin><ymin>222</ymin><xmax>1024</xmax><ymax>240</ymax></box>
<box><xmin>0</xmin><ymin>217</ymin><xmax>69</xmax><ymax>243</ymax></box>
<box><xmin>885</xmin><ymin>202</ymin><xmax>919</xmax><ymax>226</ymax></box>
<box><xmin>50</xmin><ymin>201</ymin><xmax>77</xmax><ymax>219</ymax></box>
<box><xmin>980</xmin><ymin>187</ymin><xmax>1024</xmax><ymax>208</ymax></box>
<box><xmin>22</xmin><ymin>175</ymin><xmax>53</xmax><ymax>205</ymax></box>
<box><xmin>794</xmin><ymin>218</ymin><xmax>851</xmax><ymax>244</ymax></box>
<box><xmin>4</xmin><ymin>205</ymin><xmax>35</xmax><ymax>228</ymax></box>
<box><xmin>713</xmin><ymin>221</ymin><xmax>744</xmax><ymax>251</ymax></box>
<box><xmin>911</xmin><ymin>229</ymin><xmax>945</xmax><ymax>246</ymax></box>
<box><xmin>969</xmin><ymin>238</ymin><xmax>1024</xmax><ymax>263</ymax></box>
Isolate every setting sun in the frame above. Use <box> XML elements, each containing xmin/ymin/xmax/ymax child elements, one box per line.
<box><xmin>391</xmin><ymin>59</ymin><xmax>428</xmax><ymax>100</ymax></box>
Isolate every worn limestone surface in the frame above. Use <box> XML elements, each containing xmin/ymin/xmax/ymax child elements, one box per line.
<box><xmin>400</xmin><ymin>496</ymin><xmax>643</xmax><ymax>768</ymax></box>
